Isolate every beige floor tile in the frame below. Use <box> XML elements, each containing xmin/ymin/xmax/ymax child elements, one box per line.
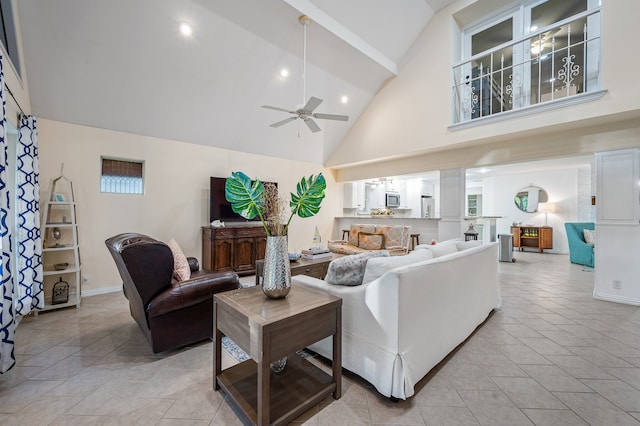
<box><xmin>545</xmin><ymin>355</ymin><xmax>616</xmax><ymax>379</ymax></box>
<box><xmin>316</xmin><ymin>402</ymin><xmax>371</xmax><ymax>425</ymax></box>
<box><xmin>162</xmin><ymin>381</ymin><xmax>224</xmax><ymax>420</ymax></box>
<box><xmin>457</xmin><ymin>390</ymin><xmax>534</xmax><ymax>425</ymax></box>
<box><xmin>568</xmin><ymin>346</ymin><xmax>635</xmax><ymax>368</ymax></box>
<box><xmin>210</xmin><ymin>401</ymin><xmax>247</xmax><ymax>425</ymax></box>
<box><xmin>491</xmin><ymin>377</ymin><xmax>566</xmax><ymax>409</ymax></box>
<box><xmin>521</xmin><ymin>408</ymin><xmax>588</xmax><ymax>425</ymax></box>
<box><xmin>0</xmin><ymin>395</ymin><xmax>83</xmax><ymax>426</ymax></box>
<box><xmin>419</xmin><ymin>406</ymin><xmax>480</xmax><ymax>425</ymax></box>
<box><xmin>553</xmin><ymin>392</ymin><xmax>640</xmax><ymax>426</ymax></box>
<box><xmin>366</xmin><ymin>393</ymin><xmax>425</xmax><ymax>425</ymax></box>
<box><xmin>4</xmin><ymin>252</ymin><xmax>640</xmax><ymax>425</ymax></box>
<box><xmin>47</xmin><ymin>414</ymin><xmax>107</xmax><ymax>425</ymax></box>
<box><xmin>518</xmin><ymin>364</ymin><xmax>592</xmax><ymax>392</ymax></box>
<box><xmin>581</xmin><ymin>379</ymin><xmax>640</xmax><ymax>411</ymax></box>
<box><xmin>517</xmin><ymin>337</ymin><xmax>573</xmax><ymax>356</ymax></box>
<box><xmin>156</xmin><ymin>420</ymin><xmax>211</xmax><ymax>426</ymax></box>
<box><xmin>0</xmin><ymin>379</ymin><xmax>63</xmax><ymax>414</ymax></box>
<box><xmin>498</xmin><ymin>344</ymin><xmax>553</xmax><ymax>365</ymax></box>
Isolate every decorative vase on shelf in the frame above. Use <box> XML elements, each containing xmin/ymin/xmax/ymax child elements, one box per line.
<box><xmin>262</xmin><ymin>235</ymin><xmax>291</xmax><ymax>299</ymax></box>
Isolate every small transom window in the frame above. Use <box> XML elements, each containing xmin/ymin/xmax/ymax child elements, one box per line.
<box><xmin>100</xmin><ymin>158</ymin><xmax>144</xmax><ymax>194</ymax></box>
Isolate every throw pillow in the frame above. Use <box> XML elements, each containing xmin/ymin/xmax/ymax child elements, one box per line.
<box><xmin>362</xmin><ymin>249</ymin><xmax>433</xmax><ymax>284</ymax></box>
<box><xmin>348</xmin><ymin>224</ymin><xmax>375</xmax><ymax>246</ymax></box>
<box><xmin>583</xmin><ymin>229</ymin><xmax>596</xmax><ymax>245</ymax></box>
<box><xmin>358</xmin><ymin>232</ymin><xmax>385</xmax><ymax>250</ymax></box>
<box><xmin>167</xmin><ymin>238</ymin><xmax>191</xmax><ymax>281</ymax></box>
<box><xmin>424</xmin><ymin>239</ymin><xmax>459</xmax><ymax>257</ymax></box>
<box><xmin>378</xmin><ymin>225</ymin><xmax>406</xmax><ymax>249</ymax></box>
<box><xmin>325</xmin><ymin>251</ymin><xmax>390</xmax><ymax>286</ymax></box>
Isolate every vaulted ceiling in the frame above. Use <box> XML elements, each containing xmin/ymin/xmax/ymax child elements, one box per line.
<box><xmin>17</xmin><ymin>0</ymin><xmax>457</xmax><ymax>165</ymax></box>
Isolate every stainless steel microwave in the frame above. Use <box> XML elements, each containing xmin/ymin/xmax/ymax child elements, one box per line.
<box><xmin>385</xmin><ymin>192</ymin><xmax>400</xmax><ymax>207</ymax></box>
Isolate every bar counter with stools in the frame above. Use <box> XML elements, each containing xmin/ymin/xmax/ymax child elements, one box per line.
<box><xmin>409</xmin><ymin>233</ymin><xmax>420</xmax><ymax>251</ymax></box>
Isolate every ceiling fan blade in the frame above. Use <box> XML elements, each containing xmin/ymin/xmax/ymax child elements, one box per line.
<box><xmin>304</xmin><ymin>118</ymin><xmax>321</xmax><ymax>133</ymax></box>
<box><xmin>270</xmin><ymin>117</ymin><xmax>297</xmax><ymax>128</ymax></box>
<box><xmin>313</xmin><ymin>113</ymin><xmax>349</xmax><ymax>122</ymax></box>
<box><xmin>262</xmin><ymin>105</ymin><xmax>294</xmax><ymax>113</ymax></box>
<box><xmin>303</xmin><ymin>97</ymin><xmax>323</xmax><ymax>113</ymax></box>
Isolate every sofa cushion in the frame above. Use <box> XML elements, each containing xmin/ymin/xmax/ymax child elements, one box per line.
<box><xmin>326</xmin><ymin>251</ymin><xmax>390</xmax><ymax>286</ymax></box>
<box><xmin>375</xmin><ymin>225</ymin><xmax>408</xmax><ymax>250</ymax></box>
<box><xmin>167</xmin><ymin>238</ymin><xmax>191</xmax><ymax>281</ymax></box>
<box><xmin>362</xmin><ymin>248</ymin><xmax>434</xmax><ymax>284</ymax></box>
<box><xmin>456</xmin><ymin>240</ymin><xmax>482</xmax><ymax>251</ymax></box>
<box><xmin>424</xmin><ymin>239</ymin><xmax>459</xmax><ymax>257</ymax></box>
<box><xmin>348</xmin><ymin>224</ymin><xmax>375</xmax><ymax>246</ymax></box>
<box><xmin>583</xmin><ymin>229</ymin><xmax>596</xmax><ymax>245</ymax></box>
<box><xmin>358</xmin><ymin>232</ymin><xmax>385</xmax><ymax>250</ymax></box>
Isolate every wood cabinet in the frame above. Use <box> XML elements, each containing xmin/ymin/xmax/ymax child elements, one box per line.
<box><xmin>511</xmin><ymin>226</ymin><xmax>553</xmax><ymax>253</ymax></box>
<box><xmin>202</xmin><ymin>225</ymin><xmax>267</xmax><ymax>275</ymax></box>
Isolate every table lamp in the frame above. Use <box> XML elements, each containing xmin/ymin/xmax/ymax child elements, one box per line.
<box><xmin>538</xmin><ymin>202</ymin><xmax>556</xmax><ymax>226</ymax></box>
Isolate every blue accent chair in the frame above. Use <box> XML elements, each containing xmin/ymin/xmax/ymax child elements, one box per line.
<box><xmin>564</xmin><ymin>222</ymin><xmax>595</xmax><ymax>268</ymax></box>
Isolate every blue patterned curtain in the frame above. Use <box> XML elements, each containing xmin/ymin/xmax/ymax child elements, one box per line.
<box><xmin>0</xmin><ymin>53</ymin><xmax>15</xmax><ymax>373</ymax></box>
<box><xmin>16</xmin><ymin>114</ymin><xmax>42</xmax><ymax>315</ymax></box>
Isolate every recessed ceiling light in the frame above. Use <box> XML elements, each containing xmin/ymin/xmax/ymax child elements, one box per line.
<box><xmin>179</xmin><ymin>22</ymin><xmax>192</xmax><ymax>37</ymax></box>
<box><xmin>280</xmin><ymin>68</ymin><xmax>289</xmax><ymax>78</ymax></box>
<box><xmin>340</xmin><ymin>95</ymin><xmax>349</xmax><ymax>104</ymax></box>
<box><xmin>530</xmin><ymin>25</ymin><xmax>539</xmax><ymax>32</ymax></box>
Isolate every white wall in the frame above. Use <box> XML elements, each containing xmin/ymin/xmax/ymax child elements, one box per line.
<box><xmin>488</xmin><ymin>168</ymin><xmax>587</xmax><ymax>254</ymax></box>
<box><xmin>327</xmin><ymin>0</ymin><xmax>640</xmax><ymax>182</ymax></box>
<box><xmin>38</xmin><ymin>119</ymin><xmax>341</xmax><ymax>294</ymax></box>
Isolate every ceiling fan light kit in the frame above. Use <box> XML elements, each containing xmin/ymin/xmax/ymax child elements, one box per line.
<box><xmin>261</xmin><ymin>15</ymin><xmax>349</xmax><ymax>133</ymax></box>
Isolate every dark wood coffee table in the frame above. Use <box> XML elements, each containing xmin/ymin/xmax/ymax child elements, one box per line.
<box><xmin>255</xmin><ymin>255</ymin><xmax>336</xmax><ymax>286</ymax></box>
<box><xmin>214</xmin><ymin>283</ymin><xmax>342</xmax><ymax>426</ymax></box>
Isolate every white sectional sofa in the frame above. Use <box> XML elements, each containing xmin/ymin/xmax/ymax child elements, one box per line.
<box><xmin>291</xmin><ymin>240</ymin><xmax>501</xmax><ymax>400</ymax></box>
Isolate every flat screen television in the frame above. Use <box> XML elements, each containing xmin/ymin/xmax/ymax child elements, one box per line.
<box><xmin>209</xmin><ymin>176</ymin><xmax>277</xmax><ymax>223</ymax></box>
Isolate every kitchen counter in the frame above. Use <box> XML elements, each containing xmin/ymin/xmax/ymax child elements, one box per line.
<box><xmin>334</xmin><ymin>216</ymin><xmax>440</xmax><ymax>245</ymax></box>
<box><xmin>336</xmin><ymin>216</ymin><xmax>440</xmax><ymax>220</ymax></box>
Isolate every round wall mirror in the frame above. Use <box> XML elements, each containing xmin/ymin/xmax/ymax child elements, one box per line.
<box><xmin>514</xmin><ymin>186</ymin><xmax>548</xmax><ymax>212</ymax></box>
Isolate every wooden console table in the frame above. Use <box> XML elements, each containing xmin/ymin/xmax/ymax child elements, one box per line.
<box><xmin>254</xmin><ymin>255</ymin><xmax>335</xmax><ymax>286</ymax></box>
<box><xmin>511</xmin><ymin>225</ymin><xmax>553</xmax><ymax>253</ymax></box>
<box><xmin>214</xmin><ymin>284</ymin><xmax>342</xmax><ymax>425</ymax></box>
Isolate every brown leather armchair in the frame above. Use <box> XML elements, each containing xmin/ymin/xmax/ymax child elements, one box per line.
<box><xmin>105</xmin><ymin>233</ymin><xmax>240</xmax><ymax>353</ymax></box>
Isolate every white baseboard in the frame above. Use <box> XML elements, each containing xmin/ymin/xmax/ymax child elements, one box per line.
<box><xmin>593</xmin><ymin>291</ymin><xmax>640</xmax><ymax>306</ymax></box>
<box><xmin>82</xmin><ymin>286</ymin><xmax>121</xmax><ymax>297</ymax></box>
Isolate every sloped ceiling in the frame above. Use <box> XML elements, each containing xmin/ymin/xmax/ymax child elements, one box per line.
<box><xmin>17</xmin><ymin>0</ymin><xmax>457</xmax><ymax>165</ymax></box>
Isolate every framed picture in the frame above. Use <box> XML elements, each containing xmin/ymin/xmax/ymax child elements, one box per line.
<box><xmin>54</xmin><ymin>193</ymin><xmax>65</xmax><ymax>202</ymax></box>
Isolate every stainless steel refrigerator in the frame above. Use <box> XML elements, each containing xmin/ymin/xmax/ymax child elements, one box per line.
<box><xmin>421</xmin><ymin>195</ymin><xmax>434</xmax><ymax>218</ymax></box>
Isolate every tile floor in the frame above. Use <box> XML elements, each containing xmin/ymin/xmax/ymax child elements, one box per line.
<box><xmin>1</xmin><ymin>251</ymin><xmax>640</xmax><ymax>425</ymax></box>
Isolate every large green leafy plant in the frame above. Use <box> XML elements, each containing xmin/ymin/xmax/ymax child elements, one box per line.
<box><xmin>225</xmin><ymin>171</ymin><xmax>326</xmax><ymax>236</ymax></box>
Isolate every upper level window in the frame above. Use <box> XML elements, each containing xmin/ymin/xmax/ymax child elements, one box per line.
<box><xmin>0</xmin><ymin>0</ymin><xmax>21</xmax><ymax>77</ymax></box>
<box><xmin>451</xmin><ymin>0</ymin><xmax>601</xmax><ymax>125</ymax></box>
<box><xmin>100</xmin><ymin>158</ymin><xmax>144</xmax><ymax>194</ymax></box>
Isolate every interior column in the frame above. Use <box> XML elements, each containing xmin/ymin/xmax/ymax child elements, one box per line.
<box><xmin>438</xmin><ymin>168</ymin><xmax>466</xmax><ymax>241</ymax></box>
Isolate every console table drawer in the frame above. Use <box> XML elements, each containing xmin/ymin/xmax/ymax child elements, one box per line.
<box><xmin>292</xmin><ymin>263</ymin><xmax>328</xmax><ymax>280</ymax></box>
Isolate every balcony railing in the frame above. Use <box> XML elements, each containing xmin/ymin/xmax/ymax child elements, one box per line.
<box><xmin>451</xmin><ymin>8</ymin><xmax>601</xmax><ymax>126</ymax></box>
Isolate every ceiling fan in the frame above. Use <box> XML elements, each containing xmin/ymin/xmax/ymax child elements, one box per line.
<box><xmin>530</xmin><ymin>27</ymin><xmax>561</xmax><ymax>55</ymax></box>
<box><xmin>261</xmin><ymin>15</ymin><xmax>348</xmax><ymax>133</ymax></box>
